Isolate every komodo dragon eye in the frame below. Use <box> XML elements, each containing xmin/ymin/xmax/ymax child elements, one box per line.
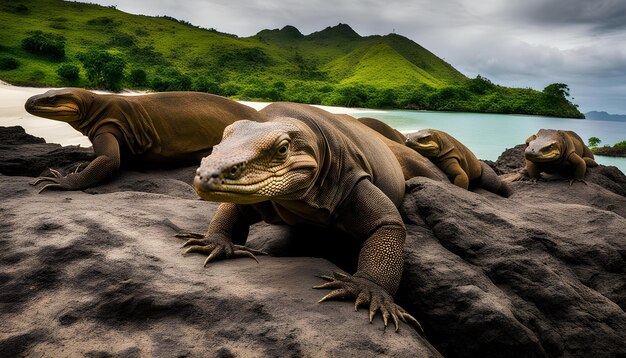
<box><xmin>276</xmin><ymin>140</ymin><xmax>289</xmax><ymax>158</ymax></box>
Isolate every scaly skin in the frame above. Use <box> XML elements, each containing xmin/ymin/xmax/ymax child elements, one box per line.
<box><xmin>180</xmin><ymin>102</ymin><xmax>426</xmax><ymax>332</ymax></box>
<box><xmin>24</xmin><ymin>88</ymin><xmax>265</xmax><ymax>192</ymax></box>
<box><xmin>520</xmin><ymin>129</ymin><xmax>598</xmax><ymax>185</ymax></box>
<box><xmin>406</xmin><ymin>129</ymin><xmax>512</xmax><ymax>197</ymax></box>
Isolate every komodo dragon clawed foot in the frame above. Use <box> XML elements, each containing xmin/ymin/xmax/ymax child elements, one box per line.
<box><xmin>30</xmin><ymin>168</ymin><xmax>80</xmax><ymax>193</ymax></box>
<box><xmin>314</xmin><ymin>271</ymin><xmax>423</xmax><ymax>333</ymax></box>
<box><xmin>175</xmin><ymin>232</ymin><xmax>267</xmax><ymax>266</ymax></box>
<box><xmin>569</xmin><ymin>178</ymin><xmax>588</xmax><ymax>186</ymax></box>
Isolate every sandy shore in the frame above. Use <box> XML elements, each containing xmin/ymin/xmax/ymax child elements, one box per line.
<box><xmin>0</xmin><ymin>82</ymin><xmax>382</xmax><ymax>146</ymax></box>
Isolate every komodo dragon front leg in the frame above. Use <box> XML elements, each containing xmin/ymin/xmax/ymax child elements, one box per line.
<box><xmin>567</xmin><ymin>153</ymin><xmax>588</xmax><ymax>186</ymax></box>
<box><xmin>313</xmin><ymin>180</ymin><xmax>422</xmax><ymax>332</ymax></box>
<box><xmin>439</xmin><ymin>158</ymin><xmax>470</xmax><ymax>189</ymax></box>
<box><xmin>177</xmin><ymin>202</ymin><xmax>266</xmax><ymax>265</ymax></box>
<box><xmin>30</xmin><ymin>130</ymin><xmax>121</xmax><ymax>193</ymax></box>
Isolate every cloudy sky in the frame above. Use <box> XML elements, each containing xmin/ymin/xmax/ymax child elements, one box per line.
<box><xmin>88</xmin><ymin>0</ymin><xmax>626</xmax><ymax>114</ymax></box>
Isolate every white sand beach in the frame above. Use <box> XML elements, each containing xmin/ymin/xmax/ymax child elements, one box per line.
<box><xmin>0</xmin><ymin>82</ymin><xmax>382</xmax><ymax>146</ymax></box>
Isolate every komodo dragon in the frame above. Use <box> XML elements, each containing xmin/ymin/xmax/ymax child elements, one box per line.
<box><xmin>356</xmin><ymin>117</ymin><xmax>407</xmax><ymax>144</ymax></box>
<box><xmin>177</xmin><ymin>102</ymin><xmax>447</xmax><ymax>331</ymax></box>
<box><xmin>406</xmin><ymin>129</ymin><xmax>512</xmax><ymax>197</ymax></box>
<box><xmin>24</xmin><ymin>88</ymin><xmax>265</xmax><ymax>192</ymax></box>
<box><xmin>521</xmin><ymin>129</ymin><xmax>598</xmax><ymax>184</ymax></box>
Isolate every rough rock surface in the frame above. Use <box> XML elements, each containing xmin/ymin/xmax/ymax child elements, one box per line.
<box><xmin>0</xmin><ymin>126</ymin><xmax>95</xmax><ymax>177</ymax></box>
<box><xmin>0</xmin><ymin>127</ymin><xmax>437</xmax><ymax>357</ymax></box>
<box><xmin>1</xmin><ymin>126</ymin><xmax>625</xmax><ymax>357</ymax></box>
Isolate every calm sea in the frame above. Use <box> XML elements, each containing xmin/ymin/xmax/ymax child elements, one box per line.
<box><xmin>359</xmin><ymin>110</ymin><xmax>626</xmax><ymax>173</ymax></box>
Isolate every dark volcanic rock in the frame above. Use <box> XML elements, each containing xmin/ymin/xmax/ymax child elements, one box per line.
<box><xmin>2</xmin><ymin>127</ymin><xmax>625</xmax><ymax>357</ymax></box>
<box><xmin>0</xmin><ymin>126</ymin><xmax>45</xmax><ymax>145</ymax></box>
<box><xmin>0</xmin><ymin>176</ymin><xmax>439</xmax><ymax>357</ymax></box>
<box><xmin>494</xmin><ymin>143</ymin><xmax>526</xmax><ymax>173</ymax></box>
<box><xmin>398</xmin><ymin>177</ymin><xmax>626</xmax><ymax>358</ymax></box>
<box><xmin>0</xmin><ymin>126</ymin><xmax>95</xmax><ymax>177</ymax></box>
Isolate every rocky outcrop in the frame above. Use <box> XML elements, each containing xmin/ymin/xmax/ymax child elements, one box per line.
<box><xmin>1</xmin><ymin>126</ymin><xmax>625</xmax><ymax>357</ymax></box>
<box><xmin>0</xmin><ymin>126</ymin><xmax>94</xmax><ymax>177</ymax></box>
<box><xmin>593</xmin><ymin>146</ymin><xmax>626</xmax><ymax>158</ymax></box>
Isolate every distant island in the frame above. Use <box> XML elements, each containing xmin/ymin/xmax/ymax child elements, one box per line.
<box><xmin>0</xmin><ymin>0</ymin><xmax>582</xmax><ymax>118</ymax></box>
<box><xmin>585</xmin><ymin>111</ymin><xmax>626</xmax><ymax>122</ymax></box>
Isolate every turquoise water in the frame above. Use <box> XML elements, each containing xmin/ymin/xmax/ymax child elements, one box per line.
<box><xmin>359</xmin><ymin>110</ymin><xmax>626</xmax><ymax>173</ymax></box>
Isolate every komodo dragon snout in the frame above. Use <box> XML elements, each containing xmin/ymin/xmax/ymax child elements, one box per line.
<box><xmin>194</xmin><ymin>119</ymin><xmax>319</xmax><ymax>204</ymax></box>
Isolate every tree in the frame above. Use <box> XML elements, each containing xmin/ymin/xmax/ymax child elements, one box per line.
<box><xmin>78</xmin><ymin>49</ymin><xmax>125</xmax><ymax>91</ymax></box>
<box><xmin>56</xmin><ymin>63</ymin><xmax>80</xmax><ymax>81</ymax></box>
<box><xmin>587</xmin><ymin>137</ymin><xmax>601</xmax><ymax>147</ymax></box>
<box><xmin>128</xmin><ymin>69</ymin><xmax>147</xmax><ymax>87</ymax></box>
<box><xmin>21</xmin><ymin>31</ymin><xmax>65</xmax><ymax>60</ymax></box>
<box><xmin>543</xmin><ymin>83</ymin><xmax>571</xmax><ymax>99</ymax></box>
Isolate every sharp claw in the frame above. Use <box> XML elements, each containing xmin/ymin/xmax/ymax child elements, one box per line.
<box><xmin>233</xmin><ymin>245</ymin><xmax>268</xmax><ymax>255</ymax></box>
<box><xmin>382</xmin><ymin>307</ymin><xmax>390</xmax><ymax>328</ymax></box>
<box><xmin>402</xmin><ymin>312</ymin><xmax>424</xmax><ymax>334</ymax></box>
<box><xmin>203</xmin><ymin>247</ymin><xmax>224</xmax><ymax>266</ymax></box>
<box><xmin>316</xmin><ymin>274</ymin><xmax>336</xmax><ymax>282</ymax></box>
<box><xmin>182</xmin><ymin>238</ymin><xmax>208</xmax><ymax>248</ymax></box>
<box><xmin>49</xmin><ymin>168</ymin><xmax>62</xmax><ymax>178</ymax></box>
<box><xmin>312</xmin><ymin>281</ymin><xmax>344</xmax><ymax>290</ymax></box>
<box><xmin>175</xmin><ymin>232</ymin><xmax>205</xmax><ymax>240</ymax></box>
<box><xmin>184</xmin><ymin>245</ymin><xmax>214</xmax><ymax>255</ymax></box>
<box><xmin>38</xmin><ymin>183</ymin><xmax>61</xmax><ymax>193</ymax></box>
<box><xmin>369</xmin><ymin>308</ymin><xmax>375</xmax><ymax>323</ymax></box>
<box><xmin>318</xmin><ymin>288</ymin><xmax>349</xmax><ymax>303</ymax></box>
<box><xmin>232</xmin><ymin>250</ymin><xmax>259</xmax><ymax>263</ymax></box>
<box><xmin>332</xmin><ymin>271</ymin><xmax>349</xmax><ymax>280</ymax></box>
<box><xmin>31</xmin><ymin>177</ymin><xmax>59</xmax><ymax>186</ymax></box>
<box><xmin>391</xmin><ymin>311</ymin><xmax>400</xmax><ymax>332</ymax></box>
<box><xmin>354</xmin><ymin>291</ymin><xmax>370</xmax><ymax>311</ymax></box>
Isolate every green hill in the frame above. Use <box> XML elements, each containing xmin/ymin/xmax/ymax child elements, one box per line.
<box><xmin>0</xmin><ymin>0</ymin><xmax>583</xmax><ymax>118</ymax></box>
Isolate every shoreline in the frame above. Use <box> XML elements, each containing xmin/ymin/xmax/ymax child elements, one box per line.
<box><xmin>0</xmin><ymin>83</ymin><xmax>383</xmax><ymax>147</ymax></box>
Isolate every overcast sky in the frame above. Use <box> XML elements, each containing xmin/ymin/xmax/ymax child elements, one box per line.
<box><xmin>86</xmin><ymin>0</ymin><xmax>626</xmax><ymax>114</ymax></box>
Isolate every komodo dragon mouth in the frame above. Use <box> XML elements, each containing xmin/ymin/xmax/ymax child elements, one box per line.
<box><xmin>525</xmin><ymin>141</ymin><xmax>562</xmax><ymax>162</ymax></box>
<box><xmin>193</xmin><ymin>119</ymin><xmax>319</xmax><ymax>204</ymax></box>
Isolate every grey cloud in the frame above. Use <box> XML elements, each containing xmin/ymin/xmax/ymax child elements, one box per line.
<box><xmin>503</xmin><ymin>0</ymin><xmax>626</xmax><ymax>33</ymax></box>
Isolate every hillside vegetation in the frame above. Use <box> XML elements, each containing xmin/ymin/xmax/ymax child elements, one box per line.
<box><xmin>0</xmin><ymin>0</ymin><xmax>583</xmax><ymax>117</ymax></box>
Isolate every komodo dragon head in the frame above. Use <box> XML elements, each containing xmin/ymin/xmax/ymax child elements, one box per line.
<box><xmin>524</xmin><ymin>129</ymin><xmax>565</xmax><ymax>162</ymax></box>
<box><xmin>24</xmin><ymin>88</ymin><xmax>94</xmax><ymax>123</ymax></box>
<box><xmin>194</xmin><ymin>119</ymin><xmax>320</xmax><ymax>204</ymax></box>
<box><xmin>405</xmin><ymin>129</ymin><xmax>444</xmax><ymax>157</ymax></box>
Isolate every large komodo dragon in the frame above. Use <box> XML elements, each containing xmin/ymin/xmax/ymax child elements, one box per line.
<box><xmin>406</xmin><ymin>129</ymin><xmax>512</xmax><ymax>197</ymax></box>
<box><xmin>24</xmin><ymin>88</ymin><xmax>265</xmax><ymax>192</ymax></box>
<box><xmin>522</xmin><ymin>128</ymin><xmax>598</xmax><ymax>184</ymax></box>
<box><xmin>177</xmin><ymin>102</ymin><xmax>447</xmax><ymax>332</ymax></box>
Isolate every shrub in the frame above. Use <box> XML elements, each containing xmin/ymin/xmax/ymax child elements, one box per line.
<box><xmin>587</xmin><ymin>137</ymin><xmax>601</xmax><ymax>147</ymax></box>
<box><xmin>78</xmin><ymin>49</ymin><xmax>126</xmax><ymax>91</ymax></box>
<box><xmin>109</xmin><ymin>32</ymin><xmax>136</xmax><ymax>48</ymax></box>
<box><xmin>128</xmin><ymin>69</ymin><xmax>147</xmax><ymax>87</ymax></box>
<box><xmin>57</xmin><ymin>63</ymin><xmax>80</xmax><ymax>81</ymax></box>
<box><xmin>0</xmin><ymin>57</ymin><xmax>20</xmax><ymax>70</ymax></box>
<box><xmin>150</xmin><ymin>69</ymin><xmax>192</xmax><ymax>92</ymax></box>
<box><xmin>192</xmin><ymin>76</ymin><xmax>219</xmax><ymax>93</ymax></box>
<box><xmin>614</xmin><ymin>140</ymin><xmax>626</xmax><ymax>148</ymax></box>
<box><xmin>21</xmin><ymin>31</ymin><xmax>65</xmax><ymax>60</ymax></box>
<box><xmin>86</xmin><ymin>16</ymin><xmax>116</xmax><ymax>27</ymax></box>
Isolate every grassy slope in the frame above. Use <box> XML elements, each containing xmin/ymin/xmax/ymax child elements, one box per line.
<box><xmin>0</xmin><ymin>0</ymin><xmax>583</xmax><ymax>118</ymax></box>
<box><xmin>0</xmin><ymin>1</ymin><xmax>465</xmax><ymax>88</ymax></box>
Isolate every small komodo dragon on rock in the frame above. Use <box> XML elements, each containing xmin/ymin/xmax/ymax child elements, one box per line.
<box><xmin>177</xmin><ymin>102</ymin><xmax>447</xmax><ymax>332</ymax></box>
<box><xmin>521</xmin><ymin>129</ymin><xmax>598</xmax><ymax>185</ymax></box>
<box><xmin>406</xmin><ymin>129</ymin><xmax>512</xmax><ymax>197</ymax></box>
<box><xmin>24</xmin><ymin>88</ymin><xmax>265</xmax><ymax>192</ymax></box>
